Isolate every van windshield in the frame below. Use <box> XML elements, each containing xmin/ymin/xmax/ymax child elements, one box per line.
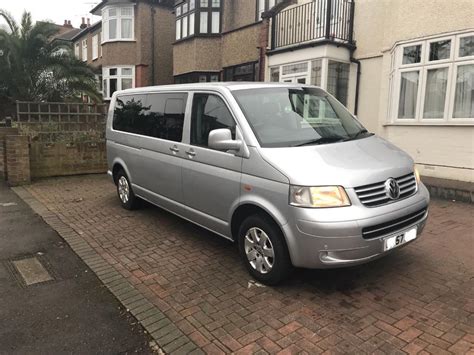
<box><xmin>232</xmin><ymin>87</ymin><xmax>371</xmax><ymax>148</ymax></box>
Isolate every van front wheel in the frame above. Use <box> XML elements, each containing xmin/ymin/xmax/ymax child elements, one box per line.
<box><xmin>116</xmin><ymin>170</ymin><xmax>141</xmax><ymax>210</ymax></box>
<box><xmin>238</xmin><ymin>215</ymin><xmax>292</xmax><ymax>285</ymax></box>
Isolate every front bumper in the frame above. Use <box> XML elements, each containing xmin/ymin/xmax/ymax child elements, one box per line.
<box><xmin>282</xmin><ymin>183</ymin><xmax>430</xmax><ymax>269</ymax></box>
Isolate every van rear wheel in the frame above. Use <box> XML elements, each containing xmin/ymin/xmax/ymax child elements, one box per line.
<box><xmin>115</xmin><ymin>170</ymin><xmax>141</xmax><ymax>210</ymax></box>
<box><xmin>238</xmin><ymin>214</ymin><xmax>292</xmax><ymax>285</ymax></box>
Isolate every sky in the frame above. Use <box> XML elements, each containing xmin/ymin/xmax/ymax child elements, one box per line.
<box><xmin>1</xmin><ymin>0</ymin><xmax>102</xmax><ymax>29</ymax></box>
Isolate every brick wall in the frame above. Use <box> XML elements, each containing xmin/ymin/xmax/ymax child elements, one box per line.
<box><xmin>5</xmin><ymin>135</ymin><xmax>30</xmax><ymax>186</ymax></box>
<box><xmin>0</xmin><ymin>128</ymin><xmax>19</xmax><ymax>180</ymax></box>
<box><xmin>29</xmin><ymin>141</ymin><xmax>107</xmax><ymax>178</ymax></box>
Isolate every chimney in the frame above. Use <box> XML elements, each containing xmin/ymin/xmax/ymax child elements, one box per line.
<box><xmin>68</xmin><ymin>20</ymin><xmax>72</xmax><ymax>26</ymax></box>
<box><xmin>87</xmin><ymin>18</ymin><xmax>91</xmax><ymax>27</ymax></box>
<box><xmin>63</xmin><ymin>19</ymin><xmax>73</xmax><ymax>28</ymax></box>
<box><xmin>80</xmin><ymin>17</ymin><xmax>87</xmax><ymax>29</ymax></box>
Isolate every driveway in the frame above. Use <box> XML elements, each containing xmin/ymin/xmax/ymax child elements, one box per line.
<box><xmin>14</xmin><ymin>174</ymin><xmax>474</xmax><ymax>354</ymax></box>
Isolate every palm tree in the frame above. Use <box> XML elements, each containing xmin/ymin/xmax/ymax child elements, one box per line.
<box><xmin>0</xmin><ymin>10</ymin><xmax>101</xmax><ymax>103</ymax></box>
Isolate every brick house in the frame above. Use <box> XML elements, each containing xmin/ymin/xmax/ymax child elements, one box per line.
<box><xmin>72</xmin><ymin>0</ymin><xmax>176</xmax><ymax>100</ymax></box>
<box><xmin>172</xmin><ymin>0</ymin><xmax>286</xmax><ymax>83</ymax></box>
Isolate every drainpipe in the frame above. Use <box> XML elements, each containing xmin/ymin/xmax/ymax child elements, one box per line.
<box><xmin>350</xmin><ymin>54</ymin><xmax>361</xmax><ymax>116</ymax></box>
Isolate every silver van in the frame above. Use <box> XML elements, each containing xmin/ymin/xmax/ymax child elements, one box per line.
<box><xmin>106</xmin><ymin>83</ymin><xmax>429</xmax><ymax>285</ymax></box>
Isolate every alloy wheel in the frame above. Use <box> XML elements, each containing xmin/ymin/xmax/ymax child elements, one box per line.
<box><xmin>118</xmin><ymin>176</ymin><xmax>130</xmax><ymax>204</ymax></box>
<box><xmin>244</xmin><ymin>227</ymin><xmax>275</xmax><ymax>274</ymax></box>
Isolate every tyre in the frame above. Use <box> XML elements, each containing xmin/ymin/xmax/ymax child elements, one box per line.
<box><xmin>115</xmin><ymin>170</ymin><xmax>141</xmax><ymax>210</ymax></box>
<box><xmin>238</xmin><ymin>214</ymin><xmax>293</xmax><ymax>285</ymax></box>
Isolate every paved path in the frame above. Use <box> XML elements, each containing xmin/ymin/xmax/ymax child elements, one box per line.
<box><xmin>16</xmin><ymin>175</ymin><xmax>474</xmax><ymax>354</ymax></box>
<box><xmin>0</xmin><ymin>181</ymin><xmax>154</xmax><ymax>354</ymax></box>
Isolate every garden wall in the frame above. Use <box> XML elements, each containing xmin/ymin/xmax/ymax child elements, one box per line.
<box><xmin>0</xmin><ymin>102</ymin><xmax>108</xmax><ymax>185</ymax></box>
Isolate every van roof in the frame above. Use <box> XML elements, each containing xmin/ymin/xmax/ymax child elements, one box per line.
<box><xmin>116</xmin><ymin>82</ymin><xmax>315</xmax><ymax>96</ymax></box>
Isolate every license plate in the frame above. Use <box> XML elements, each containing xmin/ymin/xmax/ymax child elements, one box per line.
<box><xmin>384</xmin><ymin>227</ymin><xmax>417</xmax><ymax>251</ymax></box>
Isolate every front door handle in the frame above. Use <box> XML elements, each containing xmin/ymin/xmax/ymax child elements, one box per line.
<box><xmin>169</xmin><ymin>145</ymin><xmax>179</xmax><ymax>153</ymax></box>
<box><xmin>185</xmin><ymin>149</ymin><xmax>196</xmax><ymax>157</ymax></box>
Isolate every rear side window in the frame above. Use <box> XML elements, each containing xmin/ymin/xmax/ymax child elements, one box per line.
<box><xmin>113</xmin><ymin>94</ymin><xmax>148</xmax><ymax>134</ymax></box>
<box><xmin>191</xmin><ymin>94</ymin><xmax>236</xmax><ymax>147</ymax></box>
<box><xmin>113</xmin><ymin>92</ymin><xmax>188</xmax><ymax>142</ymax></box>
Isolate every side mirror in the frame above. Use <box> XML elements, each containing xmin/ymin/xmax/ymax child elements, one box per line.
<box><xmin>208</xmin><ymin>128</ymin><xmax>242</xmax><ymax>151</ymax></box>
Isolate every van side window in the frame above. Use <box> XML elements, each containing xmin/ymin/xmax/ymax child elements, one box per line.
<box><xmin>146</xmin><ymin>93</ymin><xmax>188</xmax><ymax>142</ymax></box>
<box><xmin>191</xmin><ymin>94</ymin><xmax>236</xmax><ymax>148</ymax></box>
<box><xmin>113</xmin><ymin>95</ymin><xmax>149</xmax><ymax>134</ymax></box>
<box><xmin>113</xmin><ymin>93</ymin><xmax>187</xmax><ymax>142</ymax></box>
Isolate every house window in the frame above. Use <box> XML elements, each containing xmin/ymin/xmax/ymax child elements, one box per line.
<box><xmin>327</xmin><ymin>61</ymin><xmax>350</xmax><ymax>106</ymax></box>
<box><xmin>257</xmin><ymin>0</ymin><xmax>282</xmax><ymax>20</ymax></box>
<box><xmin>270</xmin><ymin>67</ymin><xmax>280</xmax><ymax>82</ymax></box>
<box><xmin>174</xmin><ymin>72</ymin><xmax>220</xmax><ymax>84</ymax></box>
<box><xmin>224</xmin><ymin>62</ymin><xmax>259</xmax><ymax>81</ymax></box>
<box><xmin>270</xmin><ymin>59</ymin><xmax>351</xmax><ymax>106</ymax></box>
<box><xmin>99</xmin><ymin>32</ymin><xmax>102</xmax><ymax>57</ymax></box>
<box><xmin>102</xmin><ymin>66</ymin><xmax>135</xmax><ymax>99</ymax></box>
<box><xmin>92</xmin><ymin>34</ymin><xmax>99</xmax><ymax>60</ymax></box>
<box><xmin>392</xmin><ymin>32</ymin><xmax>474</xmax><ymax>123</ymax></box>
<box><xmin>175</xmin><ymin>0</ymin><xmax>221</xmax><ymax>41</ymax></box>
<box><xmin>81</xmin><ymin>39</ymin><xmax>87</xmax><ymax>62</ymax></box>
<box><xmin>459</xmin><ymin>35</ymin><xmax>474</xmax><ymax>57</ymax></box>
<box><xmin>311</xmin><ymin>59</ymin><xmax>322</xmax><ymax>87</ymax></box>
<box><xmin>74</xmin><ymin>42</ymin><xmax>80</xmax><ymax>59</ymax></box>
<box><xmin>102</xmin><ymin>5</ymin><xmax>134</xmax><ymax>43</ymax></box>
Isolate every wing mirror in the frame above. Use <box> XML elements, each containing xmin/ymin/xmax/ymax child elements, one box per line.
<box><xmin>208</xmin><ymin>128</ymin><xmax>242</xmax><ymax>151</ymax></box>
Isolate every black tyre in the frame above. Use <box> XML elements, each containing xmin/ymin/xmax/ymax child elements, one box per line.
<box><xmin>238</xmin><ymin>214</ymin><xmax>293</xmax><ymax>285</ymax></box>
<box><xmin>115</xmin><ymin>170</ymin><xmax>141</xmax><ymax>210</ymax></box>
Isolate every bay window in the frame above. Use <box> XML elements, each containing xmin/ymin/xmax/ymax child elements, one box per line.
<box><xmin>175</xmin><ymin>0</ymin><xmax>221</xmax><ymax>41</ymax></box>
<box><xmin>102</xmin><ymin>6</ymin><xmax>134</xmax><ymax>43</ymax></box>
<box><xmin>103</xmin><ymin>66</ymin><xmax>135</xmax><ymax>100</ymax></box>
<box><xmin>391</xmin><ymin>31</ymin><xmax>474</xmax><ymax>123</ymax></box>
<box><xmin>269</xmin><ymin>58</ymin><xmax>350</xmax><ymax>106</ymax></box>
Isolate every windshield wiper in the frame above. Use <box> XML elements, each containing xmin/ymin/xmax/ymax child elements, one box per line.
<box><xmin>294</xmin><ymin>136</ymin><xmax>345</xmax><ymax>147</ymax></box>
<box><xmin>343</xmin><ymin>129</ymin><xmax>374</xmax><ymax>141</ymax></box>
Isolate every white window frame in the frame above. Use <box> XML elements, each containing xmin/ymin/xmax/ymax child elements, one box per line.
<box><xmin>390</xmin><ymin>31</ymin><xmax>474</xmax><ymax>125</ymax></box>
<box><xmin>99</xmin><ymin>32</ymin><xmax>103</xmax><ymax>57</ymax></box>
<box><xmin>175</xmin><ymin>0</ymin><xmax>221</xmax><ymax>41</ymax></box>
<box><xmin>102</xmin><ymin>5</ymin><xmax>135</xmax><ymax>43</ymax></box>
<box><xmin>81</xmin><ymin>39</ymin><xmax>87</xmax><ymax>62</ymax></box>
<box><xmin>74</xmin><ymin>42</ymin><xmax>80</xmax><ymax>59</ymax></box>
<box><xmin>102</xmin><ymin>66</ymin><xmax>135</xmax><ymax>100</ymax></box>
<box><xmin>92</xmin><ymin>34</ymin><xmax>99</xmax><ymax>60</ymax></box>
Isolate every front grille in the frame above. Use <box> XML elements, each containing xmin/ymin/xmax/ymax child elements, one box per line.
<box><xmin>354</xmin><ymin>173</ymin><xmax>417</xmax><ymax>207</ymax></box>
<box><xmin>362</xmin><ymin>208</ymin><xmax>427</xmax><ymax>239</ymax></box>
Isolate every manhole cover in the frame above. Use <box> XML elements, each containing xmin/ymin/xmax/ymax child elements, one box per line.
<box><xmin>5</xmin><ymin>254</ymin><xmax>56</xmax><ymax>287</ymax></box>
<box><xmin>12</xmin><ymin>257</ymin><xmax>53</xmax><ymax>286</ymax></box>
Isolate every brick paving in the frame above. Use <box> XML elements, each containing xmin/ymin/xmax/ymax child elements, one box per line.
<box><xmin>21</xmin><ymin>175</ymin><xmax>474</xmax><ymax>354</ymax></box>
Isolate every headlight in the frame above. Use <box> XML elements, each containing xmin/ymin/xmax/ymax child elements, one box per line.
<box><xmin>414</xmin><ymin>165</ymin><xmax>421</xmax><ymax>183</ymax></box>
<box><xmin>289</xmin><ymin>186</ymin><xmax>351</xmax><ymax>208</ymax></box>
